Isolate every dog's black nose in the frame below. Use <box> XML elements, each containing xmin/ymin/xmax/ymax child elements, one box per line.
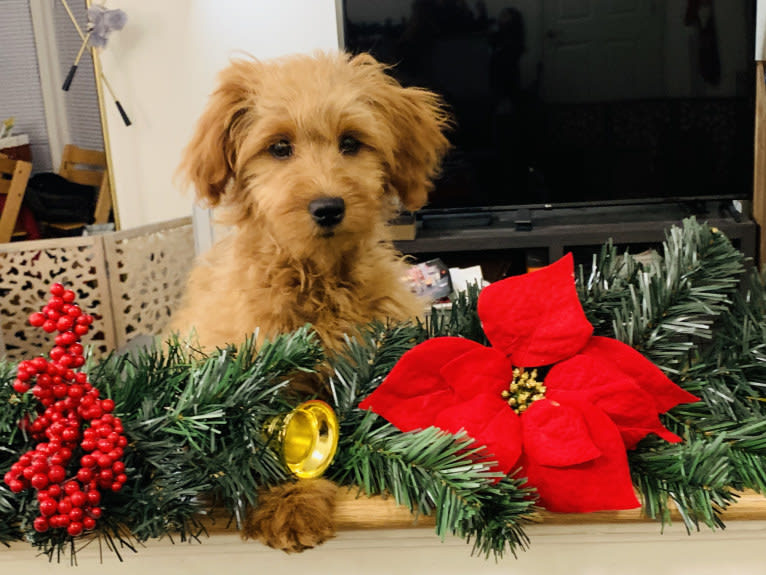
<box><xmin>309</xmin><ymin>197</ymin><xmax>345</xmax><ymax>228</ymax></box>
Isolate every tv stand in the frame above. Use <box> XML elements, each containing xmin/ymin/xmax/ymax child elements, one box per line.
<box><xmin>420</xmin><ymin>212</ymin><xmax>492</xmax><ymax>230</ymax></box>
<box><xmin>396</xmin><ymin>204</ymin><xmax>757</xmax><ymax>279</ymax></box>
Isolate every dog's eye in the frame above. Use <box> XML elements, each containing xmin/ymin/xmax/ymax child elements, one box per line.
<box><xmin>339</xmin><ymin>134</ymin><xmax>362</xmax><ymax>155</ymax></box>
<box><xmin>268</xmin><ymin>139</ymin><xmax>293</xmax><ymax>159</ymax></box>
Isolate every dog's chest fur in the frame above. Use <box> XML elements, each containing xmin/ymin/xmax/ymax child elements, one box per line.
<box><xmin>173</xmin><ymin>232</ymin><xmax>422</xmax><ymax>352</ymax></box>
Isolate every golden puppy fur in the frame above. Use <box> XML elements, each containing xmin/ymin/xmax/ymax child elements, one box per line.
<box><xmin>170</xmin><ymin>51</ymin><xmax>449</xmax><ymax>552</ymax></box>
<box><xmin>171</xmin><ymin>51</ymin><xmax>449</xmax><ymax>353</ymax></box>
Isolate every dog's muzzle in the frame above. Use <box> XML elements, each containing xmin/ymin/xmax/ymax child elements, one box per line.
<box><xmin>309</xmin><ymin>197</ymin><xmax>345</xmax><ymax>229</ymax></box>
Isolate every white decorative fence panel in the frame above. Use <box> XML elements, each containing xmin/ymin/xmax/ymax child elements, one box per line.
<box><xmin>0</xmin><ymin>218</ymin><xmax>194</xmax><ymax>361</ymax></box>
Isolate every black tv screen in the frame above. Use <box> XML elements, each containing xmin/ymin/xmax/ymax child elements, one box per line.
<box><xmin>341</xmin><ymin>0</ymin><xmax>756</xmax><ymax>213</ymax></box>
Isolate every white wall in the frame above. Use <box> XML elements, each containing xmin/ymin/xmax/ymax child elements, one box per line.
<box><xmin>758</xmin><ymin>0</ymin><xmax>766</xmax><ymax>59</ymax></box>
<box><xmin>98</xmin><ymin>0</ymin><xmax>340</xmax><ymax>230</ymax></box>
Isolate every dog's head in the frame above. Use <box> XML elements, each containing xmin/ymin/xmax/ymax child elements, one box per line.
<box><xmin>177</xmin><ymin>51</ymin><xmax>450</xmax><ymax>257</ymax></box>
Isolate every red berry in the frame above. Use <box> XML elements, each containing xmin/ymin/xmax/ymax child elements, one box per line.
<box><xmin>12</xmin><ymin>380</ymin><xmax>30</xmax><ymax>394</ymax></box>
<box><xmin>30</xmin><ymin>474</ymin><xmax>49</xmax><ymax>489</ymax></box>
<box><xmin>61</xmin><ymin>428</ymin><xmax>79</xmax><ymax>442</ymax></box>
<box><xmin>42</xmin><ymin>320</ymin><xmax>57</xmax><ymax>333</ymax></box>
<box><xmin>83</xmin><ymin>516</ymin><xmax>96</xmax><ymax>530</ymax></box>
<box><xmin>70</xmin><ymin>491</ymin><xmax>86</xmax><ymax>508</ymax></box>
<box><xmin>97</xmin><ymin>440</ymin><xmax>113</xmax><ymax>453</ymax></box>
<box><xmin>31</xmin><ymin>357</ymin><xmax>49</xmax><ymax>371</ymax></box>
<box><xmin>86</xmin><ymin>491</ymin><xmax>101</xmax><ymax>506</ymax></box>
<box><xmin>67</xmin><ymin>521</ymin><xmax>83</xmax><ymax>536</ymax></box>
<box><xmin>101</xmin><ymin>399</ymin><xmax>115</xmax><ymax>413</ymax></box>
<box><xmin>57</xmin><ymin>500</ymin><xmax>72</xmax><ymax>515</ymax></box>
<box><xmin>44</xmin><ymin>309</ymin><xmax>61</xmax><ymax>321</ymax></box>
<box><xmin>62</xmin><ymin>290</ymin><xmax>76</xmax><ymax>303</ymax></box>
<box><xmin>49</xmin><ymin>347</ymin><xmax>65</xmax><ymax>361</ymax></box>
<box><xmin>80</xmin><ymin>439</ymin><xmax>97</xmax><ymax>452</ymax></box>
<box><xmin>74</xmin><ymin>324</ymin><xmax>89</xmax><ymax>336</ymax></box>
<box><xmin>47</xmin><ymin>465</ymin><xmax>66</xmax><ymax>483</ymax></box>
<box><xmin>29</xmin><ymin>312</ymin><xmax>46</xmax><ymax>327</ymax></box>
<box><xmin>56</xmin><ymin>316</ymin><xmax>74</xmax><ymax>332</ymax></box>
<box><xmin>47</xmin><ymin>296</ymin><xmax>64</xmax><ymax>310</ymax></box>
<box><xmin>8</xmin><ymin>480</ymin><xmax>25</xmax><ymax>493</ymax></box>
<box><xmin>50</xmin><ymin>283</ymin><xmax>65</xmax><ymax>296</ymax></box>
<box><xmin>33</xmin><ymin>517</ymin><xmax>50</xmax><ymax>533</ymax></box>
<box><xmin>39</xmin><ymin>498</ymin><xmax>57</xmax><ymax>516</ymax></box>
<box><xmin>59</xmin><ymin>331</ymin><xmax>78</xmax><ymax>346</ymax></box>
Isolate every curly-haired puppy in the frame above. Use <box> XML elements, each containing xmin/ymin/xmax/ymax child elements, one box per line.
<box><xmin>170</xmin><ymin>51</ymin><xmax>449</xmax><ymax>552</ymax></box>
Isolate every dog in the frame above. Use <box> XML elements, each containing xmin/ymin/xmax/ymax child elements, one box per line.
<box><xmin>170</xmin><ymin>51</ymin><xmax>450</xmax><ymax>552</ymax></box>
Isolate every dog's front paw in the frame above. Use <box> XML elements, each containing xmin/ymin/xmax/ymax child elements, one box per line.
<box><xmin>244</xmin><ymin>478</ymin><xmax>338</xmax><ymax>553</ymax></box>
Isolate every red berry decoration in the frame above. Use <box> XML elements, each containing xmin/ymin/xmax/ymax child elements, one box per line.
<box><xmin>3</xmin><ymin>283</ymin><xmax>128</xmax><ymax>537</ymax></box>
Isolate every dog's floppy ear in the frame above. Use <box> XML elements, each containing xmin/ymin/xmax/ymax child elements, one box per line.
<box><xmin>351</xmin><ymin>53</ymin><xmax>451</xmax><ymax>211</ymax></box>
<box><xmin>177</xmin><ymin>59</ymin><xmax>258</xmax><ymax>206</ymax></box>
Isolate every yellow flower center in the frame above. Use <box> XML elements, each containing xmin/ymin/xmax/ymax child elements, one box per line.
<box><xmin>501</xmin><ymin>368</ymin><xmax>546</xmax><ymax>414</ymax></box>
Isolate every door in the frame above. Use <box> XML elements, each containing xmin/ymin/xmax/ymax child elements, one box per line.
<box><xmin>542</xmin><ymin>0</ymin><xmax>665</xmax><ymax>101</ymax></box>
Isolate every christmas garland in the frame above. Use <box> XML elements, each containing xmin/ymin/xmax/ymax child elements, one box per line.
<box><xmin>2</xmin><ymin>217</ymin><xmax>766</xmax><ymax>562</ymax></box>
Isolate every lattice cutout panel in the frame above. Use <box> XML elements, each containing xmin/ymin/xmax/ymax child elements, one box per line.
<box><xmin>104</xmin><ymin>219</ymin><xmax>195</xmax><ymax>347</ymax></box>
<box><xmin>0</xmin><ymin>218</ymin><xmax>194</xmax><ymax>362</ymax></box>
<box><xmin>0</xmin><ymin>237</ymin><xmax>114</xmax><ymax>361</ymax></box>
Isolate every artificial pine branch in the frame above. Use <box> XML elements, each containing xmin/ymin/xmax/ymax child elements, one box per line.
<box><xmin>425</xmin><ymin>282</ymin><xmax>485</xmax><ymax>343</ymax></box>
<box><xmin>579</xmin><ymin>218</ymin><xmax>766</xmax><ymax>527</ymax></box>
<box><xmin>329</xmin><ymin>413</ymin><xmax>536</xmax><ymax>558</ymax></box>
<box><xmin>629</xmin><ymin>435</ymin><xmax>738</xmax><ymax>531</ymax></box>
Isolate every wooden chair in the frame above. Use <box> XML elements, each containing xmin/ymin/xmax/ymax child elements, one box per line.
<box><xmin>48</xmin><ymin>144</ymin><xmax>112</xmax><ymax>232</ymax></box>
<box><xmin>0</xmin><ymin>156</ymin><xmax>33</xmax><ymax>243</ymax></box>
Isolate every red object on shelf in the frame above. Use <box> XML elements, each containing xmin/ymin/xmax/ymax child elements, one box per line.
<box><xmin>0</xmin><ymin>134</ymin><xmax>32</xmax><ymax>162</ymax></box>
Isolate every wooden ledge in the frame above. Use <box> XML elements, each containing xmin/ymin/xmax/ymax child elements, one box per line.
<box><xmin>204</xmin><ymin>488</ymin><xmax>766</xmax><ymax>533</ymax></box>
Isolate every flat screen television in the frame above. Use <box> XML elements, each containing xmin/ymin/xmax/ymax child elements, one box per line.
<box><xmin>340</xmin><ymin>0</ymin><xmax>756</xmax><ymax>216</ymax></box>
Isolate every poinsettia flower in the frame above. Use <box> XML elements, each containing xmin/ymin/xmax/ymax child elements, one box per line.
<box><xmin>359</xmin><ymin>254</ymin><xmax>698</xmax><ymax>513</ymax></box>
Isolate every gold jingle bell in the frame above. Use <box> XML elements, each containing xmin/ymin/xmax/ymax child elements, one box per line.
<box><xmin>265</xmin><ymin>400</ymin><xmax>339</xmax><ymax>479</ymax></box>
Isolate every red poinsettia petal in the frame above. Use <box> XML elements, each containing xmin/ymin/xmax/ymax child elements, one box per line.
<box><xmin>358</xmin><ymin>337</ymin><xmax>510</xmax><ymax>432</ymax></box>
<box><xmin>546</xmin><ymin>351</ymin><xmax>684</xmax><ymax>449</ymax></box>
<box><xmin>582</xmin><ymin>337</ymin><xmax>699</xmax><ymax>412</ymax></box>
<box><xmin>435</xmin><ymin>393</ymin><xmax>523</xmax><ymax>473</ymax></box>
<box><xmin>478</xmin><ymin>254</ymin><xmax>593</xmax><ymax>367</ymax></box>
<box><xmin>440</xmin><ymin>346</ymin><xmax>513</xmax><ymax>400</ymax></box>
<box><xmin>359</xmin><ymin>337</ymin><xmax>480</xmax><ymax>430</ymax></box>
<box><xmin>519</xmin><ymin>395</ymin><xmax>640</xmax><ymax>513</ymax></box>
<box><xmin>588</xmin><ymin>384</ymin><xmax>683</xmax><ymax>448</ymax></box>
<box><xmin>520</xmin><ymin>399</ymin><xmax>601</xmax><ymax>467</ymax></box>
